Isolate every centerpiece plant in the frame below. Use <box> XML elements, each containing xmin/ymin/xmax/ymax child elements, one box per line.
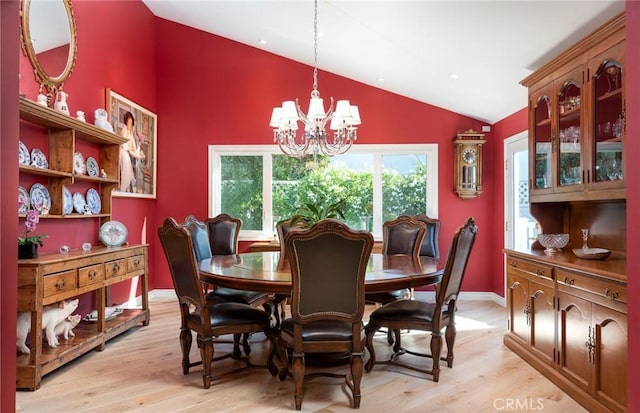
<box><xmin>286</xmin><ymin>197</ymin><xmax>348</xmax><ymax>228</ymax></box>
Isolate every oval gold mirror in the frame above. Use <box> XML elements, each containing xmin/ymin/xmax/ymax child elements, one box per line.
<box><xmin>20</xmin><ymin>0</ymin><xmax>77</xmax><ymax>98</ymax></box>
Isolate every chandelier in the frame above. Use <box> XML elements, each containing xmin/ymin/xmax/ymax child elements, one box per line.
<box><xmin>269</xmin><ymin>0</ymin><xmax>361</xmax><ymax>159</ymax></box>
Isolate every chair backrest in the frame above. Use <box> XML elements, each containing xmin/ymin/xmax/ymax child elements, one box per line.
<box><xmin>181</xmin><ymin>215</ymin><xmax>212</xmax><ymax>261</ymax></box>
<box><xmin>436</xmin><ymin>217</ymin><xmax>478</xmax><ymax>306</ymax></box>
<box><xmin>285</xmin><ymin>219</ymin><xmax>374</xmax><ymax>324</ymax></box>
<box><xmin>276</xmin><ymin>220</ymin><xmax>304</xmax><ymax>261</ymax></box>
<box><xmin>413</xmin><ymin>214</ymin><xmax>441</xmax><ymax>259</ymax></box>
<box><xmin>205</xmin><ymin>214</ymin><xmax>242</xmax><ymax>255</ymax></box>
<box><xmin>158</xmin><ymin>217</ymin><xmax>207</xmax><ymax>313</ymax></box>
<box><xmin>382</xmin><ymin>215</ymin><xmax>426</xmax><ymax>256</ymax></box>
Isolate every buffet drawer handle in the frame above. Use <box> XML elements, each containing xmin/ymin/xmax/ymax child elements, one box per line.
<box><xmin>564</xmin><ymin>277</ymin><xmax>575</xmax><ymax>286</ymax></box>
<box><xmin>112</xmin><ymin>263</ymin><xmax>120</xmax><ymax>272</ymax></box>
<box><xmin>55</xmin><ymin>279</ymin><xmax>66</xmax><ymax>290</ymax></box>
<box><xmin>604</xmin><ymin>288</ymin><xmax>619</xmax><ymax>300</ymax></box>
<box><xmin>535</xmin><ymin>268</ymin><xmax>545</xmax><ymax>276</ymax></box>
<box><xmin>509</xmin><ymin>261</ymin><xmax>517</xmax><ymax>268</ymax></box>
<box><xmin>88</xmin><ymin>270</ymin><xmax>97</xmax><ymax>280</ymax></box>
<box><xmin>133</xmin><ymin>259</ymin><xmax>140</xmax><ymax>267</ymax></box>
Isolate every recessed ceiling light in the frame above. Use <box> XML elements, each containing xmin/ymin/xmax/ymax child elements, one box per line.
<box><xmin>450</xmin><ymin>73</ymin><xmax>459</xmax><ymax>79</ymax></box>
<box><xmin>377</xmin><ymin>77</ymin><xmax>385</xmax><ymax>83</ymax></box>
<box><xmin>259</xmin><ymin>39</ymin><xmax>267</xmax><ymax>45</ymax></box>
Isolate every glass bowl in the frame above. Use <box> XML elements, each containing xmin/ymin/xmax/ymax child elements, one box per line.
<box><xmin>538</xmin><ymin>233</ymin><xmax>569</xmax><ymax>254</ymax></box>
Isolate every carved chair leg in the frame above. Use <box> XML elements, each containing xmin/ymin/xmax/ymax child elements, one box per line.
<box><xmin>386</xmin><ymin>328</ymin><xmax>395</xmax><ymax>345</ymax></box>
<box><xmin>445</xmin><ymin>323</ymin><xmax>456</xmax><ymax>368</ymax></box>
<box><xmin>292</xmin><ymin>352</ymin><xmax>305</xmax><ymax>410</ymax></box>
<box><xmin>242</xmin><ymin>333</ymin><xmax>251</xmax><ymax>355</ymax></box>
<box><xmin>430</xmin><ymin>332</ymin><xmax>442</xmax><ymax>382</ymax></box>
<box><xmin>179</xmin><ymin>327</ymin><xmax>192</xmax><ymax>375</ymax></box>
<box><xmin>276</xmin><ymin>337</ymin><xmax>289</xmax><ymax>381</ymax></box>
<box><xmin>232</xmin><ymin>333</ymin><xmax>242</xmax><ymax>358</ymax></box>
<box><xmin>364</xmin><ymin>322</ymin><xmax>378</xmax><ymax>372</ymax></box>
<box><xmin>351</xmin><ymin>352</ymin><xmax>363</xmax><ymax>409</ymax></box>
<box><xmin>198</xmin><ymin>335</ymin><xmax>214</xmax><ymax>389</ymax></box>
<box><xmin>392</xmin><ymin>328</ymin><xmax>402</xmax><ymax>353</ymax></box>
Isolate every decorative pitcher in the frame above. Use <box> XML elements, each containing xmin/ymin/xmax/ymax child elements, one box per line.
<box><xmin>54</xmin><ymin>91</ymin><xmax>70</xmax><ymax>115</ymax></box>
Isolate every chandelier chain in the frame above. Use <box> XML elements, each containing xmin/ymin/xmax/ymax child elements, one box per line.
<box><xmin>312</xmin><ymin>0</ymin><xmax>318</xmax><ymax>95</ymax></box>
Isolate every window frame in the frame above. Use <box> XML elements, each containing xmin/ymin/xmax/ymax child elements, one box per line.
<box><xmin>208</xmin><ymin>144</ymin><xmax>438</xmax><ymax>241</ymax></box>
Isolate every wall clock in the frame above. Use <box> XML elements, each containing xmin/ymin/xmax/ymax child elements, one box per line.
<box><xmin>453</xmin><ymin>130</ymin><xmax>486</xmax><ymax>199</ymax></box>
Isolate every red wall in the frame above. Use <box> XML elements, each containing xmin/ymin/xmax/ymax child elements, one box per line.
<box><xmin>153</xmin><ymin>18</ymin><xmax>496</xmax><ymax>292</ymax></box>
<box><xmin>18</xmin><ymin>0</ymin><xmax>157</xmax><ymax>308</ymax></box>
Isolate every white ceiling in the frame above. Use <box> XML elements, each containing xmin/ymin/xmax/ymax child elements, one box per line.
<box><xmin>142</xmin><ymin>0</ymin><xmax>624</xmax><ymax>124</ymax></box>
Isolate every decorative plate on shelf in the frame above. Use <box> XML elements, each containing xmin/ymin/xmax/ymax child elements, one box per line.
<box><xmin>30</xmin><ymin>148</ymin><xmax>48</xmax><ymax>169</ymax></box>
<box><xmin>73</xmin><ymin>151</ymin><xmax>86</xmax><ymax>175</ymax></box>
<box><xmin>572</xmin><ymin>248</ymin><xmax>612</xmax><ymax>260</ymax></box>
<box><xmin>86</xmin><ymin>157</ymin><xmax>99</xmax><ymax>177</ymax></box>
<box><xmin>19</xmin><ymin>141</ymin><xmax>30</xmax><ymax>166</ymax></box>
<box><xmin>83</xmin><ymin>307</ymin><xmax>124</xmax><ymax>323</ymax></box>
<box><xmin>99</xmin><ymin>220</ymin><xmax>128</xmax><ymax>247</ymax></box>
<box><xmin>18</xmin><ymin>186</ymin><xmax>30</xmax><ymax>214</ymax></box>
<box><xmin>86</xmin><ymin>188</ymin><xmax>101</xmax><ymax>214</ymax></box>
<box><xmin>72</xmin><ymin>191</ymin><xmax>86</xmax><ymax>214</ymax></box>
<box><xmin>63</xmin><ymin>186</ymin><xmax>73</xmax><ymax>215</ymax></box>
<box><xmin>29</xmin><ymin>183</ymin><xmax>51</xmax><ymax>214</ymax></box>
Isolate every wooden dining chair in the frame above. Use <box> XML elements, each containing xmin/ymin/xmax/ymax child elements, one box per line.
<box><xmin>366</xmin><ymin>215</ymin><xmax>426</xmax><ymax>344</ymax></box>
<box><xmin>364</xmin><ymin>217</ymin><xmax>478</xmax><ymax>382</ymax></box>
<box><xmin>413</xmin><ymin>214</ymin><xmax>441</xmax><ymax>260</ymax></box>
<box><xmin>157</xmin><ymin>217</ymin><xmax>275</xmax><ymax>389</ymax></box>
<box><xmin>181</xmin><ymin>215</ymin><xmax>271</xmax><ymax>354</ymax></box>
<box><xmin>271</xmin><ymin>219</ymin><xmax>373</xmax><ymax>410</ymax></box>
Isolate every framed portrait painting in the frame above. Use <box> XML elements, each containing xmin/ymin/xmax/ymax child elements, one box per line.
<box><xmin>107</xmin><ymin>89</ymin><xmax>157</xmax><ymax>198</ymax></box>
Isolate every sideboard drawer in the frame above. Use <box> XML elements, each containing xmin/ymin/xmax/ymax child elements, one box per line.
<box><xmin>44</xmin><ymin>270</ymin><xmax>77</xmax><ymax>297</ymax></box>
<box><xmin>105</xmin><ymin>259</ymin><xmax>127</xmax><ymax>279</ymax></box>
<box><xmin>127</xmin><ymin>255</ymin><xmax>145</xmax><ymax>273</ymax></box>
<box><xmin>557</xmin><ymin>268</ymin><xmax>627</xmax><ymax>303</ymax></box>
<box><xmin>506</xmin><ymin>257</ymin><xmax>554</xmax><ymax>281</ymax></box>
<box><xmin>78</xmin><ymin>264</ymin><xmax>105</xmax><ymax>287</ymax></box>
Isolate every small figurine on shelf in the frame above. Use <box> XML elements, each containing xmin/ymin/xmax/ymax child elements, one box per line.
<box><xmin>76</xmin><ymin>111</ymin><xmax>86</xmax><ymax>122</ymax></box>
<box><xmin>100</xmin><ymin>168</ymin><xmax>108</xmax><ymax>179</ymax></box>
<box><xmin>54</xmin><ymin>91</ymin><xmax>70</xmax><ymax>115</ymax></box>
<box><xmin>36</xmin><ymin>93</ymin><xmax>48</xmax><ymax>107</ymax></box>
<box><xmin>94</xmin><ymin>108</ymin><xmax>114</xmax><ymax>133</ymax></box>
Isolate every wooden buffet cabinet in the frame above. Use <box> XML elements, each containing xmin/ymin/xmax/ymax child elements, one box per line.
<box><xmin>17</xmin><ymin>97</ymin><xmax>150</xmax><ymax>390</ymax></box>
<box><xmin>504</xmin><ymin>13</ymin><xmax>627</xmax><ymax>413</ymax></box>
<box><xmin>17</xmin><ymin>246</ymin><xmax>150</xmax><ymax>390</ymax></box>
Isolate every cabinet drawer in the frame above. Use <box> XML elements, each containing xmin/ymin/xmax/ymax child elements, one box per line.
<box><xmin>557</xmin><ymin>269</ymin><xmax>627</xmax><ymax>303</ymax></box>
<box><xmin>506</xmin><ymin>257</ymin><xmax>554</xmax><ymax>281</ymax></box>
<box><xmin>78</xmin><ymin>264</ymin><xmax>105</xmax><ymax>287</ymax></box>
<box><xmin>127</xmin><ymin>255</ymin><xmax>145</xmax><ymax>273</ymax></box>
<box><xmin>105</xmin><ymin>259</ymin><xmax>127</xmax><ymax>279</ymax></box>
<box><xmin>44</xmin><ymin>270</ymin><xmax>77</xmax><ymax>297</ymax></box>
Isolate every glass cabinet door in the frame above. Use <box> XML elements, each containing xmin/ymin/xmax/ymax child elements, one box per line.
<box><xmin>557</xmin><ymin>80</ymin><xmax>582</xmax><ymax>187</ymax></box>
<box><xmin>532</xmin><ymin>92</ymin><xmax>552</xmax><ymax>191</ymax></box>
<box><xmin>591</xmin><ymin>44</ymin><xmax>624</xmax><ymax>187</ymax></box>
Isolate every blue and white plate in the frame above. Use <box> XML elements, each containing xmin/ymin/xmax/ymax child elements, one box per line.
<box><xmin>86</xmin><ymin>188</ymin><xmax>101</xmax><ymax>214</ymax></box>
<box><xmin>63</xmin><ymin>186</ymin><xmax>73</xmax><ymax>215</ymax></box>
<box><xmin>19</xmin><ymin>141</ymin><xmax>30</xmax><ymax>166</ymax></box>
<box><xmin>30</xmin><ymin>148</ymin><xmax>48</xmax><ymax>169</ymax></box>
<box><xmin>18</xmin><ymin>186</ymin><xmax>30</xmax><ymax>214</ymax></box>
<box><xmin>99</xmin><ymin>221</ymin><xmax>128</xmax><ymax>247</ymax></box>
<box><xmin>72</xmin><ymin>192</ymin><xmax>86</xmax><ymax>214</ymax></box>
<box><xmin>29</xmin><ymin>183</ymin><xmax>51</xmax><ymax>214</ymax></box>
<box><xmin>86</xmin><ymin>157</ymin><xmax>99</xmax><ymax>177</ymax></box>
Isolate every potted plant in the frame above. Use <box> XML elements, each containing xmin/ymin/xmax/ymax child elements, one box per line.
<box><xmin>287</xmin><ymin>197</ymin><xmax>348</xmax><ymax>228</ymax></box>
<box><xmin>18</xmin><ymin>203</ymin><xmax>48</xmax><ymax>259</ymax></box>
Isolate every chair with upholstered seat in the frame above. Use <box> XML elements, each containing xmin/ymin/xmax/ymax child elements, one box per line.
<box><xmin>272</xmin><ymin>219</ymin><xmax>373</xmax><ymax>410</ymax></box>
<box><xmin>157</xmin><ymin>217</ymin><xmax>275</xmax><ymax>389</ymax></box>
<box><xmin>364</xmin><ymin>217</ymin><xmax>478</xmax><ymax>382</ymax></box>
<box><xmin>365</xmin><ymin>215</ymin><xmax>426</xmax><ymax>343</ymax></box>
<box><xmin>413</xmin><ymin>214</ymin><xmax>441</xmax><ymax>260</ymax></box>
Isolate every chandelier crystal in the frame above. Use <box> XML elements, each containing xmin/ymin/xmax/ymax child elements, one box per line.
<box><xmin>269</xmin><ymin>0</ymin><xmax>360</xmax><ymax>159</ymax></box>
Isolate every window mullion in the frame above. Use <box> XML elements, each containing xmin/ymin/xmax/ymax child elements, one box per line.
<box><xmin>372</xmin><ymin>152</ymin><xmax>383</xmax><ymax>237</ymax></box>
<box><xmin>263</xmin><ymin>153</ymin><xmax>273</xmax><ymax>235</ymax></box>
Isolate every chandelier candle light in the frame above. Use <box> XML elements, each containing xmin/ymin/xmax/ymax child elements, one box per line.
<box><xmin>269</xmin><ymin>0</ymin><xmax>361</xmax><ymax>159</ymax></box>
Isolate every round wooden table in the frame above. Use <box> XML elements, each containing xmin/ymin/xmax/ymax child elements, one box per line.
<box><xmin>198</xmin><ymin>251</ymin><xmax>442</xmax><ymax>294</ymax></box>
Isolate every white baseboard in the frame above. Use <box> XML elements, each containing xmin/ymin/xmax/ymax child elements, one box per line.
<box><xmin>145</xmin><ymin>289</ymin><xmax>505</xmax><ymax>307</ymax></box>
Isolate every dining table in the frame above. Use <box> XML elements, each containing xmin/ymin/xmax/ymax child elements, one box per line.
<box><xmin>198</xmin><ymin>251</ymin><xmax>442</xmax><ymax>296</ymax></box>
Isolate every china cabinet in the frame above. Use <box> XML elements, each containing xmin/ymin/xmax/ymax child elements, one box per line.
<box><xmin>522</xmin><ymin>14</ymin><xmax>625</xmax><ymax>203</ymax></box>
<box><xmin>19</xmin><ymin>96</ymin><xmax>123</xmax><ymax>222</ymax></box>
<box><xmin>506</xmin><ymin>12</ymin><xmax>627</xmax><ymax>413</ymax></box>
<box><xmin>17</xmin><ymin>97</ymin><xmax>149</xmax><ymax>390</ymax></box>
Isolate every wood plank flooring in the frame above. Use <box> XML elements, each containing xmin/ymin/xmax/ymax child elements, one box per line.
<box><xmin>16</xmin><ymin>298</ymin><xmax>586</xmax><ymax>412</ymax></box>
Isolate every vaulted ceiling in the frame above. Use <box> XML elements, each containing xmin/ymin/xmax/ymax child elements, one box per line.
<box><xmin>143</xmin><ymin>0</ymin><xmax>625</xmax><ymax>123</ymax></box>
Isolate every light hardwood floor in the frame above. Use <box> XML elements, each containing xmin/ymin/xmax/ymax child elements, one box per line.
<box><xmin>16</xmin><ymin>298</ymin><xmax>586</xmax><ymax>412</ymax></box>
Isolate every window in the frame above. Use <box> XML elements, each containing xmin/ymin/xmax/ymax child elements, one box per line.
<box><xmin>209</xmin><ymin>144</ymin><xmax>438</xmax><ymax>240</ymax></box>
